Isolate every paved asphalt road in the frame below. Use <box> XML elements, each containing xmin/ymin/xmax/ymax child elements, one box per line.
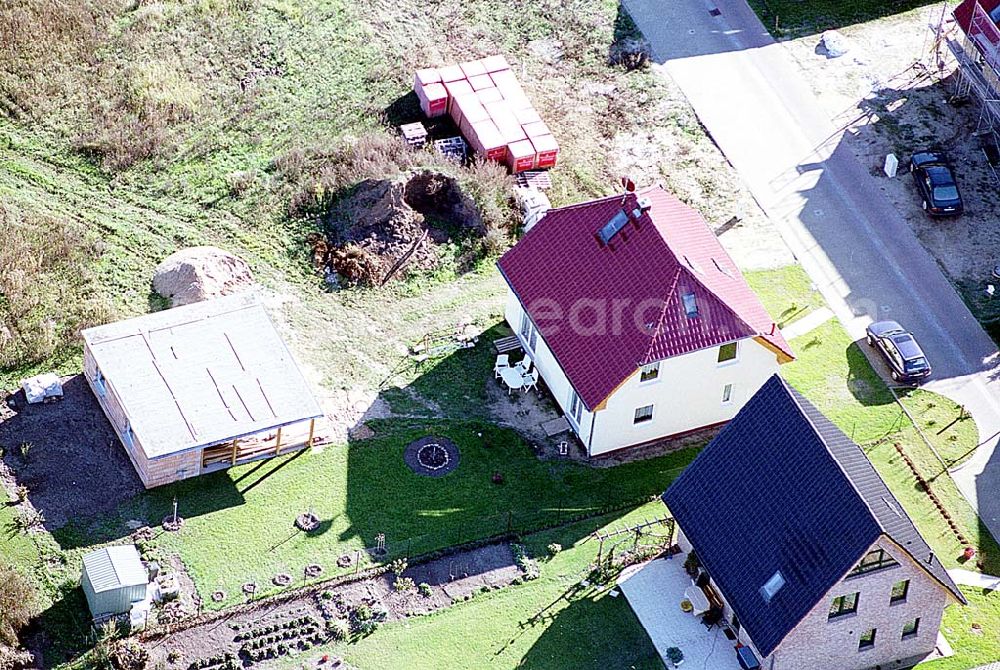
<box><xmin>623</xmin><ymin>0</ymin><xmax>1000</xmax><ymax>541</ymax></box>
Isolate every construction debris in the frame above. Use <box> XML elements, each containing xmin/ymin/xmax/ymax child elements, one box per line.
<box><xmin>21</xmin><ymin>373</ymin><xmax>62</xmax><ymax>404</ymax></box>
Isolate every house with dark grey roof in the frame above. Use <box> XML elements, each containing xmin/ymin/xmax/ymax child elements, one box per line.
<box><xmin>497</xmin><ymin>185</ymin><xmax>792</xmax><ymax>456</ymax></box>
<box><xmin>661</xmin><ymin>375</ymin><xmax>965</xmax><ymax>670</ymax></box>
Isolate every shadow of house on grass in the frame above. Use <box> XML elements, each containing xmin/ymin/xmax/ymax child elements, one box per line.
<box><xmin>337</xmin><ymin>320</ymin><xmax>701</xmax><ymax>573</ymax></box>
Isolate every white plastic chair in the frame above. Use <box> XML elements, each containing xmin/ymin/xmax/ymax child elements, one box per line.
<box><xmin>494</xmin><ymin>354</ymin><xmax>509</xmax><ymax>379</ymax></box>
<box><xmin>514</xmin><ymin>356</ymin><xmax>533</xmax><ymax>374</ymax></box>
<box><xmin>522</xmin><ymin>369</ymin><xmax>539</xmax><ymax>394</ymax></box>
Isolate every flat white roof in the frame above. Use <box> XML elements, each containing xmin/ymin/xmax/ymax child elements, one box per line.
<box><xmin>82</xmin><ymin>292</ymin><xmax>324</xmax><ymax>459</ymax></box>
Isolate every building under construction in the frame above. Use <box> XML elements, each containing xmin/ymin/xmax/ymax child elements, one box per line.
<box><xmin>950</xmin><ymin>0</ymin><xmax>1000</xmax><ymax>141</ymax></box>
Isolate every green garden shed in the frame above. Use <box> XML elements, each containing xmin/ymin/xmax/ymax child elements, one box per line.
<box><xmin>81</xmin><ymin>545</ymin><xmax>149</xmax><ymax>619</ymax></box>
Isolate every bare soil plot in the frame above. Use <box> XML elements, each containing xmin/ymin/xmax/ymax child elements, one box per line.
<box><xmin>144</xmin><ymin>542</ymin><xmax>520</xmax><ymax>668</ymax></box>
<box><xmin>0</xmin><ymin>374</ymin><xmax>142</xmax><ymax>530</ymax></box>
<box><xmin>781</xmin><ymin>8</ymin><xmax>1000</xmax><ymax>330</ymax></box>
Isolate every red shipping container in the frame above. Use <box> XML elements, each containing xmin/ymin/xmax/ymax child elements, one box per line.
<box><xmin>439</xmin><ymin>64</ymin><xmax>465</xmax><ymax>83</ymax></box>
<box><xmin>530</xmin><ymin>134</ymin><xmax>560</xmax><ymax>169</ymax></box>
<box><xmin>480</xmin><ymin>54</ymin><xmax>511</xmax><ymax>73</ymax></box>
<box><xmin>477</xmin><ymin>87</ymin><xmax>503</xmax><ymax>105</ymax></box>
<box><xmin>514</xmin><ymin>107</ymin><xmax>542</xmax><ymax>126</ymax></box>
<box><xmin>460</xmin><ymin>59</ymin><xmax>487</xmax><ymax>78</ymax></box>
<box><xmin>470</xmin><ymin>120</ymin><xmax>507</xmax><ymax>162</ymax></box>
<box><xmin>468</xmin><ymin>73</ymin><xmax>494</xmax><ymax>92</ymax></box>
<box><xmin>414</xmin><ymin>68</ymin><xmax>441</xmax><ymax>89</ymax></box>
<box><xmin>507</xmin><ymin>139</ymin><xmax>536</xmax><ymax>172</ymax></box>
<box><xmin>418</xmin><ymin>82</ymin><xmax>448</xmax><ymax>118</ymax></box>
<box><xmin>522</xmin><ymin>120</ymin><xmax>550</xmax><ymax>138</ymax></box>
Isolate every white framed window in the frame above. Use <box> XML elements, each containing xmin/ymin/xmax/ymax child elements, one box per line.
<box><xmin>633</xmin><ymin>404</ymin><xmax>654</xmax><ymax>424</ymax></box>
<box><xmin>93</xmin><ymin>368</ymin><xmax>107</xmax><ymax>397</ymax></box>
<box><xmin>718</xmin><ymin>341</ymin><xmax>738</xmax><ymax>365</ymax></box>
<box><xmin>722</xmin><ymin>383</ymin><xmax>733</xmax><ymax>404</ymax></box>
<box><xmin>520</xmin><ymin>313</ymin><xmax>538</xmax><ymax>352</ymax></box>
<box><xmin>568</xmin><ymin>390</ymin><xmax>583</xmax><ymax>427</ymax></box>
<box><xmin>639</xmin><ymin>362</ymin><xmax>660</xmax><ymax>383</ymax></box>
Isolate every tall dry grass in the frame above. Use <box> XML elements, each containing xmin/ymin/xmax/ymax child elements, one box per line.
<box><xmin>0</xmin><ymin>204</ymin><xmax>114</xmax><ymax>371</ymax></box>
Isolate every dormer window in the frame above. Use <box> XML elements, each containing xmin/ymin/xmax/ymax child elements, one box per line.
<box><xmin>760</xmin><ymin>570</ymin><xmax>785</xmax><ymax>603</ymax></box>
<box><xmin>682</xmin><ymin>293</ymin><xmax>698</xmax><ymax>318</ymax></box>
<box><xmin>640</xmin><ymin>362</ymin><xmax>660</xmax><ymax>383</ymax></box>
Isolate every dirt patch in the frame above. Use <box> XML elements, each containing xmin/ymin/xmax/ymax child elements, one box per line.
<box><xmin>144</xmin><ymin>543</ymin><xmax>522</xmax><ymax>668</ymax></box>
<box><xmin>781</xmin><ymin>9</ymin><xmax>1000</xmax><ymax>325</ymax></box>
<box><xmin>310</xmin><ymin>170</ymin><xmax>485</xmax><ymax>286</ymax></box>
<box><xmin>0</xmin><ymin>374</ymin><xmax>143</xmax><ymax>530</ymax></box>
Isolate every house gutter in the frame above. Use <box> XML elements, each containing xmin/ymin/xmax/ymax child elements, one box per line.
<box><xmin>587</xmin><ymin>409</ymin><xmax>597</xmax><ymax>457</ymax></box>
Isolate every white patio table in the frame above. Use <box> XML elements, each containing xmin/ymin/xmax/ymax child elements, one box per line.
<box><xmin>500</xmin><ymin>366</ymin><xmax>525</xmax><ymax>394</ymax></box>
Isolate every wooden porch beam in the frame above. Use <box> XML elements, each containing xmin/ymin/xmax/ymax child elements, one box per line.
<box><xmin>231</xmin><ymin>438</ymin><xmax>239</xmax><ymax>465</ymax></box>
<box><xmin>307</xmin><ymin>419</ymin><xmax>315</xmax><ymax>447</ymax></box>
<box><xmin>274</xmin><ymin>426</ymin><xmax>283</xmax><ymax>456</ymax></box>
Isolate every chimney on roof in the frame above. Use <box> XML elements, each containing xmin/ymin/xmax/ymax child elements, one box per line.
<box><xmin>770</xmin><ymin>322</ymin><xmax>777</xmax><ymax>336</ymax></box>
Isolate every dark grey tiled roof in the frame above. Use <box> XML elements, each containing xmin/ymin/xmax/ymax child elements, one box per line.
<box><xmin>663</xmin><ymin>375</ymin><xmax>965</xmax><ymax>658</ymax></box>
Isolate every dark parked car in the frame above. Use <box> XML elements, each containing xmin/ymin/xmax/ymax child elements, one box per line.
<box><xmin>866</xmin><ymin>321</ymin><xmax>931</xmax><ymax>384</ymax></box>
<box><xmin>910</xmin><ymin>152</ymin><xmax>963</xmax><ymax>217</ymax></box>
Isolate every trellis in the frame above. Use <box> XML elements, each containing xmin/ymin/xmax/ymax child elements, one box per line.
<box><xmin>591</xmin><ymin>515</ymin><xmax>675</xmax><ymax>567</ymax></box>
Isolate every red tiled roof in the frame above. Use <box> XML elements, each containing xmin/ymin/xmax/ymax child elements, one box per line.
<box><xmin>497</xmin><ymin>185</ymin><xmax>793</xmax><ymax>410</ymax></box>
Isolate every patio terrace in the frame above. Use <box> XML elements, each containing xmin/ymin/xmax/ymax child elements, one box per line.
<box><xmin>618</xmin><ymin>556</ymin><xmax>747</xmax><ymax>670</ymax></box>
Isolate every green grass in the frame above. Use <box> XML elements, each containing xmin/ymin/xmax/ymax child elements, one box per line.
<box><xmin>744</xmin><ymin>264</ymin><xmax>824</xmax><ymax>329</ymax></box>
<box><xmin>896</xmin><ymin>391</ymin><xmax>980</xmax><ymax>468</ymax></box>
<box><xmin>276</xmin><ymin>505</ymin><xmax>668</xmax><ymax>670</ymax></box>
<box><xmin>60</xmin><ymin>421</ymin><xmax>696</xmax><ymax>611</ymax></box>
<box><xmin>746</xmin><ymin>0</ymin><xmax>945</xmax><ymax>38</ymax></box>
<box><xmin>0</xmin><ymin>504</ymin><xmax>40</xmax><ymax>570</ymax></box>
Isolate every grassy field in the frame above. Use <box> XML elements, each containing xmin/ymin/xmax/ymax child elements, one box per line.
<box><xmin>276</xmin><ymin>505</ymin><xmax>668</xmax><ymax>670</ymax></box>
<box><xmin>747</xmin><ymin>0</ymin><xmax>946</xmax><ymax>38</ymax></box>
<box><xmin>745</xmin><ymin>264</ymin><xmax>824</xmax><ymax>329</ymax></box>
<box><xmin>57</xmin><ymin>421</ymin><xmax>697</xmax><ymax>611</ymax></box>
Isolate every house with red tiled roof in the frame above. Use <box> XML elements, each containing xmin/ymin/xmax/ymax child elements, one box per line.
<box><xmin>496</xmin><ymin>185</ymin><xmax>794</xmax><ymax>456</ymax></box>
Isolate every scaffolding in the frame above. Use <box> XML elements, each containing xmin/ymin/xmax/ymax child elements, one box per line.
<box><xmin>946</xmin><ymin>1</ymin><xmax>1000</xmax><ymax>179</ymax></box>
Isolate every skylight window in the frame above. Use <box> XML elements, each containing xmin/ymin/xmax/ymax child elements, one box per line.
<box><xmin>598</xmin><ymin>210</ymin><xmax>630</xmax><ymax>245</ymax></box>
<box><xmin>682</xmin><ymin>292</ymin><xmax>698</xmax><ymax>318</ymax></box>
<box><xmin>760</xmin><ymin>571</ymin><xmax>785</xmax><ymax>603</ymax></box>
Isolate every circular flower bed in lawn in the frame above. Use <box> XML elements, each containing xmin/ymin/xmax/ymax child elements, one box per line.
<box><xmin>305</xmin><ymin>564</ymin><xmax>323</xmax><ymax>578</ymax></box>
<box><xmin>211</xmin><ymin>591</ymin><xmax>225</xmax><ymax>603</ymax></box>
<box><xmin>295</xmin><ymin>512</ymin><xmax>321</xmax><ymax>532</ymax></box>
<box><xmin>273</xmin><ymin>573</ymin><xmax>292</xmax><ymax>587</ymax></box>
<box><xmin>404</xmin><ymin>436</ymin><xmax>460</xmax><ymax>477</ymax></box>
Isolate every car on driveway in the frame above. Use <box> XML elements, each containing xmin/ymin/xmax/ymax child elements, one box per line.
<box><xmin>866</xmin><ymin>321</ymin><xmax>932</xmax><ymax>384</ymax></box>
<box><xmin>910</xmin><ymin>152</ymin><xmax>963</xmax><ymax>217</ymax></box>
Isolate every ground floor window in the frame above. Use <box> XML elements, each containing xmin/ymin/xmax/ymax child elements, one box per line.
<box><xmin>568</xmin><ymin>390</ymin><xmax>583</xmax><ymax>426</ymax></box>
<box><xmin>520</xmin><ymin>312</ymin><xmax>538</xmax><ymax>351</ymax></box>
<box><xmin>902</xmin><ymin>618</ymin><xmax>919</xmax><ymax>639</ymax></box>
<box><xmin>633</xmin><ymin>404</ymin><xmax>654</xmax><ymax>424</ymax></box>
<box><xmin>859</xmin><ymin>628</ymin><xmax>876</xmax><ymax>650</ymax></box>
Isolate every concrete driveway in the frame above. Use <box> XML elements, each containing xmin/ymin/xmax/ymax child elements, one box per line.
<box><xmin>623</xmin><ymin>0</ymin><xmax>1000</xmax><ymax>540</ymax></box>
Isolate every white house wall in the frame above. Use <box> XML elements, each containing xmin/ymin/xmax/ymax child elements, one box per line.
<box><xmin>504</xmin><ymin>292</ymin><xmax>596</xmax><ymax>443</ymax></box>
<box><xmin>589</xmin><ymin>338</ymin><xmax>780</xmax><ymax>455</ymax></box>
<box><xmin>505</xmin><ymin>290</ymin><xmax>781</xmax><ymax>455</ymax></box>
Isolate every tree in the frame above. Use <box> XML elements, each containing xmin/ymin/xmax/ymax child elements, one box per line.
<box><xmin>0</xmin><ymin>562</ymin><xmax>37</xmax><ymax>648</ymax></box>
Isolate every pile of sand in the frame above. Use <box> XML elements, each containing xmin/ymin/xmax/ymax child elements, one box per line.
<box><xmin>152</xmin><ymin>246</ymin><xmax>255</xmax><ymax>307</ymax></box>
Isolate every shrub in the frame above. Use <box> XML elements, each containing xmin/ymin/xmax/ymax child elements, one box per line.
<box><xmin>357</xmin><ymin>619</ymin><xmax>378</xmax><ymax>636</ymax></box>
<box><xmin>0</xmin><ymin>564</ymin><xmax>37</xmax><ymax>648</ymax></box>
<box><xmin>393</xmin><ymin>577</ymin><xmax>415</xmax><ymax>593</ymax></box>
<box><xmin>388</xmin><ymin>558</ymin><xmax>408</xmax><ymax>577</ymax></box>
<box><xmin>511</xmin><ymin>543</ymin><xmax>539</xmax><ymax>581</ymax></box>
<box><xmin>547</xmin><ymin>543</ymin><xmax>562</xmax><ymax>557</ymax></box>
<box><xmin>325</xmin><ymin>618</ymin><xmax>348</xmax><ymax>641</ymax></box>
<box><xmin>14</xmin><ymin>485</ymin><xmax>28</xmax><ymax>503</ymax></box>
<box><xmin>417</xmin><ymin>582</ymin><xmax>432</xmax><ymax>597</ymax></box>
<box><xmin>354</xmin><ymin>604</ymin><xmax>372</xmax><ymax>622</ymax></box>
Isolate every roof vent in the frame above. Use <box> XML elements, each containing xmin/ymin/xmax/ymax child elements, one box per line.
<box><xmin>760</xmin><ymin>570</ymin><xmax>785</xmax><ymax>603</ymax></box>
<box><xmin>637</xmin><ymin>197</ymin><xmax>652</xmax><ymax>212</ymax></box>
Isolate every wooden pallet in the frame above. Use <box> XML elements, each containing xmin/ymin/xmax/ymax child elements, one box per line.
<box><xmin>515</xmin><ymin>170</ymin><xmax>552</xmax><ymax>190</ymax></box>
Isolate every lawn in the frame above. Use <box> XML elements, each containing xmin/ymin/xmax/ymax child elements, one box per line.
<box><xmin>744</xmin><ymin>264</ymin><xmax>824</xmax><ymax>329</ymax></box>
<box><xmin>57</xmin><ymin>420</ymin><xmax>697</xmax><ymax>611</ymax></box>
<box><xmin>276</xmin><ymin>504</ymin><xmax>668</xmax><ymax>670</ymax></box>
<box><xmin>746</xmin><ymin>0</ymin><xmax>946</xmax><ymax>38</ymax></box>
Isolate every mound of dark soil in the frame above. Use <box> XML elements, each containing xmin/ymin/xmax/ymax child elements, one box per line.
<box><xmin>310</xmin><ymin>170</ymin><xmax>484</xmax><ymax>286</ymax></box>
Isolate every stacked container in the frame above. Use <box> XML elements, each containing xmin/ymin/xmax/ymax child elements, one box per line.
<box><xmin>412</xmin><ymin>55</ymin><xmax>560</xmax><ymax>172</ymax></box>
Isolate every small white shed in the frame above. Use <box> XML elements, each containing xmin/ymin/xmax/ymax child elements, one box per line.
<box><xmin>81</xmin><ymin>545</ymin><xmax>148</xmax><ymax>619</ymax></box>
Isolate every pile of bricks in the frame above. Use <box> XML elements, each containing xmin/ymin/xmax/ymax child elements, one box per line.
<box><xmin>413</xmin><ymin>55</ymin><xmax>559</xmax><ymax>173</ymax></box>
